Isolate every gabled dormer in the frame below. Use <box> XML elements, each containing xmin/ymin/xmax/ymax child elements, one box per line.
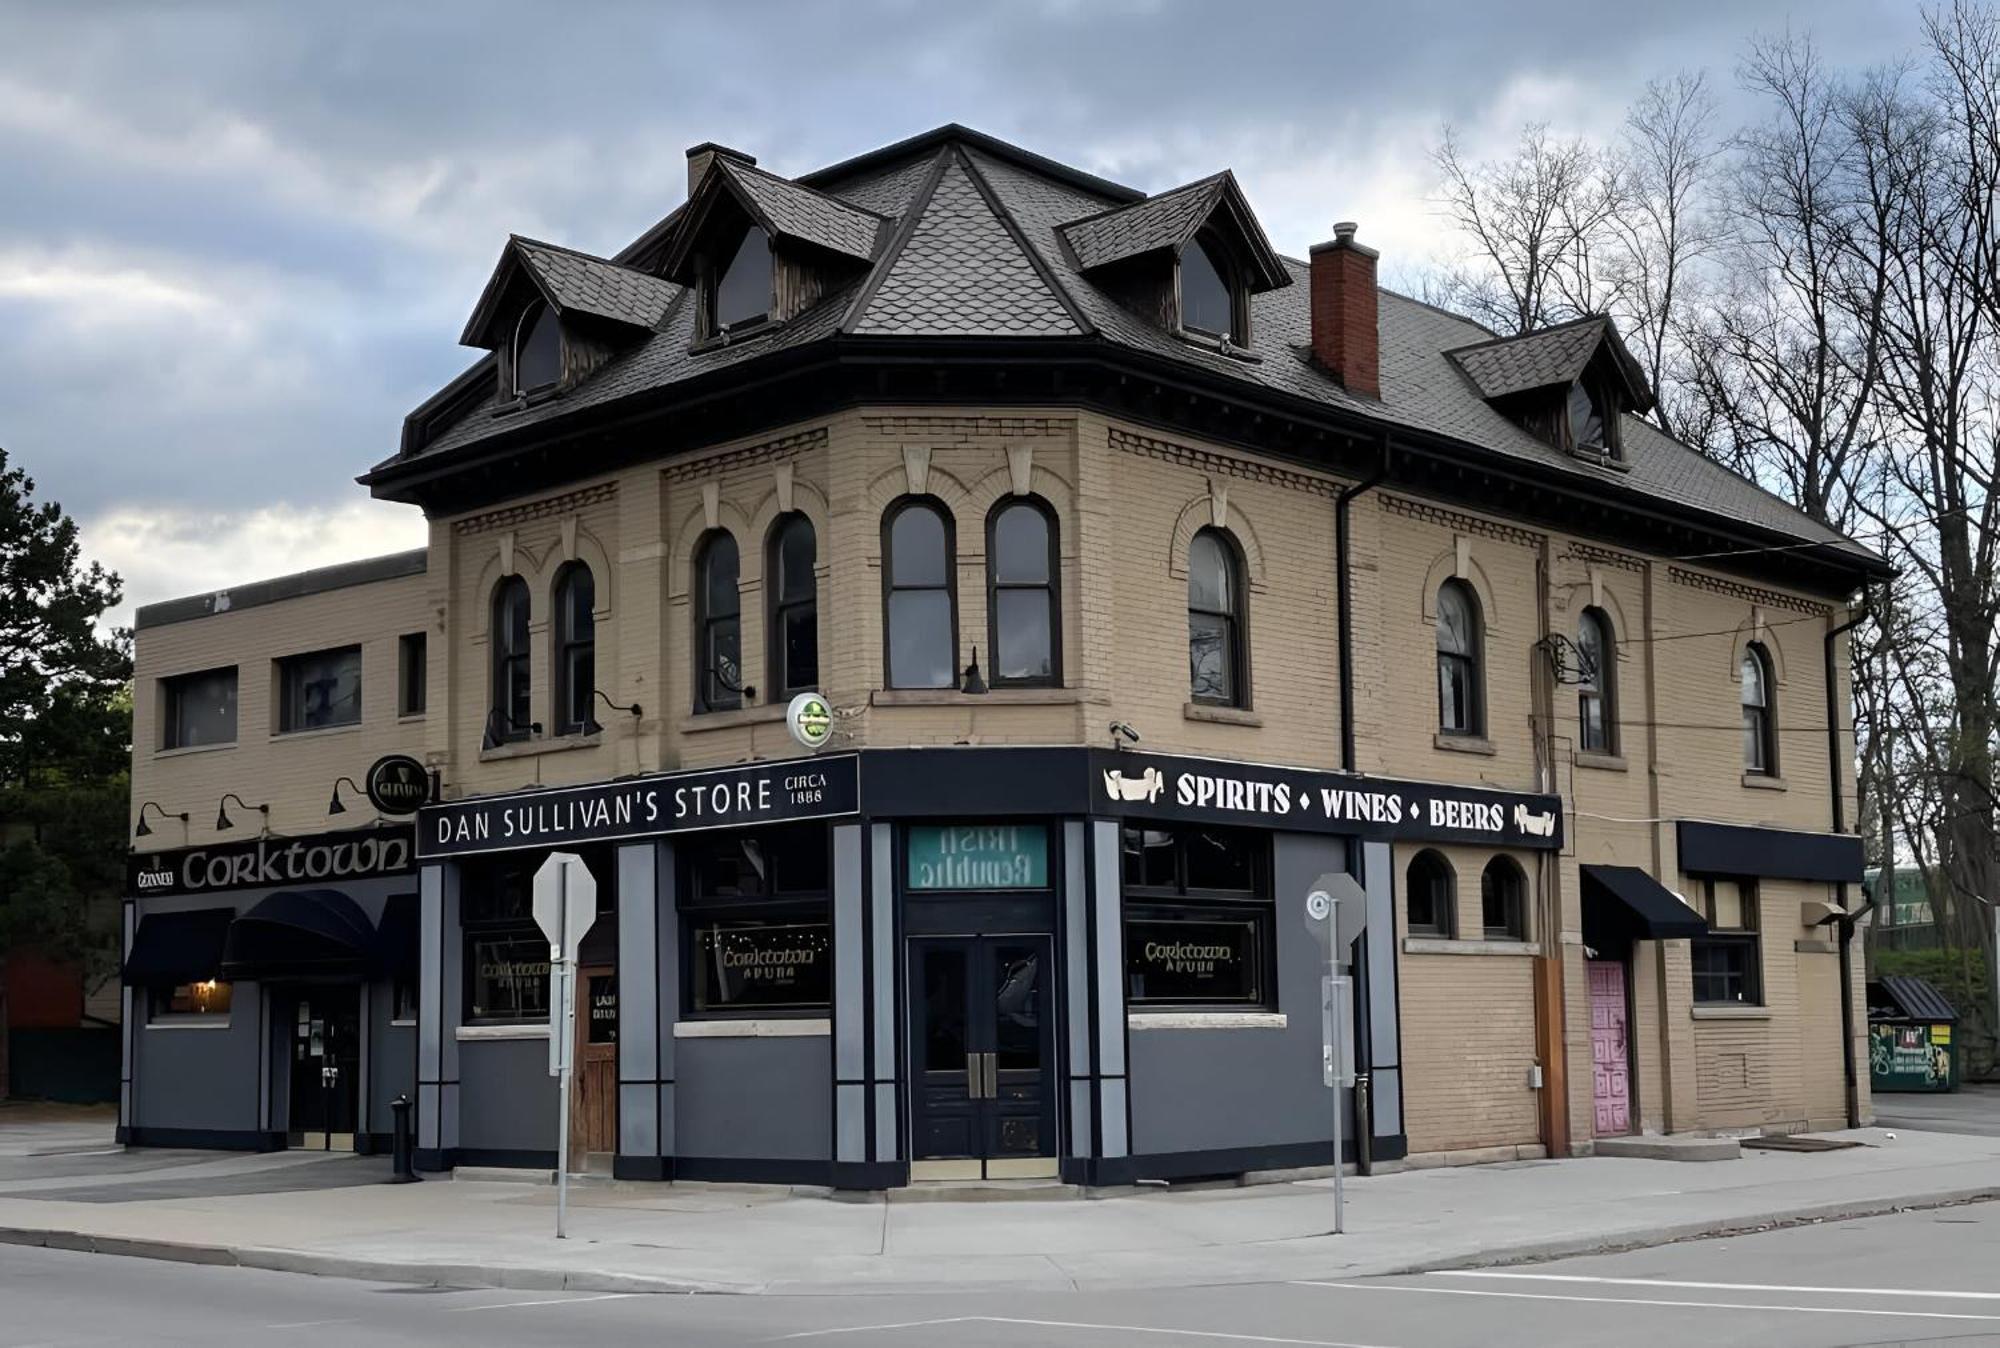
<box><xmin>460</xmin><ymin>236</ymin><xmax>677</xmax><ymax>404</ymax></box>
<box><xmin>1448</xmin><ymin>316</ymin><xmax>1653</xmax><ymax>463</ymax></box>
<box><xmin>662</xmin><ymin>145</ymin><xmax>888</xmax><ymax>345</ymax></box>
<box><xmin>1059</xmin><ymin>171</ymin><xmax>1290</xmax><ymax>352</ymax></box>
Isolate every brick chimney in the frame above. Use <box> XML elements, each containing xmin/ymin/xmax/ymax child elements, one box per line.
<box><xmin>1309</xmin><ymin>221</ymin><xmax>1380</xmax><ymax>399</ymax></box>
<box><xmin>686</xmin><ymin>142</ymin><xmax>757</xmax><ymax>198</ymax></box>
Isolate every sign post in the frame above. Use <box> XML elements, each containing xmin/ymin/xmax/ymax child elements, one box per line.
<box><xmin>533</xmin><ymin>852</ymin><xmax>596</xmax><ymax>1240</ymax></box>
<box><xmin>1303</xmin><ymin>872</ymin><xmax>1367</xmax><ymax>1235</ymax></box>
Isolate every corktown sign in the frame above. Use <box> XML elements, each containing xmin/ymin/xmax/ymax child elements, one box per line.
<box><xmin>127</xmin><ymin>824</ymin><xmax>416</xmax><ymax>898</ymax></box>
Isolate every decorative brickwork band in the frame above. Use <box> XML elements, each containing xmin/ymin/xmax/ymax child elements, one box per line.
<box><xmin>1564</xmin><ymin>542</ymin><xmax>1646</xmax><ymax>572</ymax></box>
<box><xmin>1383</xmin><ymin>493</ymin><xmax>1544</xmax><ymax>549</ymax></box>
<box><xmin>1668</xmin><ymin>566</ymin><xmax>1829</xmax><ymax>616</ymax></box>
<box><xmin>1109</xmin><ymin>428</ymin><xmax>1340</xmax><ymax>496</ymax></box>
<box><xmin>661</xmin><ymin>428</ymin><xmax>828</xmax><ymax>484</ymax></box>
<box><xmin>454</xmin><ymin>481</ymin><xmax>618</xmax><ymax>535</ymax></box>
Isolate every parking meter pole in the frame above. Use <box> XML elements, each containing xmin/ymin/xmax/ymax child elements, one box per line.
<box><xmin>555</xmin><ymin>956</ymin><xmax>572</xmax><ymax>1238</ymax></box>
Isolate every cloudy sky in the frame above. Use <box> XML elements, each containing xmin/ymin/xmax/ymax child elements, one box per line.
<box><xmin>0</xmin><ymin>1</ymin><xmax>1924</xmax><ymax>627</ymax></box>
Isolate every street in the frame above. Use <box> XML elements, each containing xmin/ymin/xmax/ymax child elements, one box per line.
<box><xmin>4</xmin><ymin>1199</ymin><xmax>1996</xmax><ymax>1347</ymax></box>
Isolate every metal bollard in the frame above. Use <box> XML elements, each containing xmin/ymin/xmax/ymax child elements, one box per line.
<box><xmin>388</xmin><ymin>1094</ymin><xmax>422</xmax><ymax>1184</ymax></box>
<box><xmin>1355</xmin><ymin>1074</ymin><xmax>1373</xmax><ymax>1176</ymax></box>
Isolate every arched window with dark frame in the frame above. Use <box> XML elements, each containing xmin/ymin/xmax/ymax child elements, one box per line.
<box><xmin>1180</xmin><ymin>234</ymin><xmax>1240</xmax><ymax>342</ymax></box>
<box><xmin>1406</xmin><ymin>850</ymin><xmax>1456</xmax><ymax>938</ymax></box>
<box><xmin>883</xmin><ymin>498</ymin><xmax>956</xmax><ymax>690</ymax></box>
<box><xmin>1577</xmin><ymin>606</ymin><xmax>1616</xmax><ymax>754</ymax></box>
<box><xmin>694</xmin><ymin>531</ymin><xmax>743</xmax><ymax>712</ymax></box>
<box><xmin>987</xmin><ymin>497</ymin><xmax>1060</xmax><ymax>686</ymax></box>
<box><xmin>552</xmin><ymin>562</ymin><xmax>595</xmax><ymax>736</ymax></box>
<box><xmin>1481</xmin><ymin>855</ymin><xmax>1528</xmax><ymax>941</ymax></box>
<box><xmin>490</xmin><ymin>576</ymin><xmax>532</xmax><ymax>743</ymax></box>
<box><xmin>1188</xmin><ymin>527</ymin><xmax>1246</xmax><ymax>707</ymax></box>
<box><xmin>1741</xmin><ymin>642</ymin><xmax>1775</xmax><ymax>775</ymax></box>
<box><xmin>512</xmin><ymin>300</ymin><xmax>560</xmax><ymax>396</ymax></box>
<box><xmin>766</xmin><ymin>514</ymin><xmax>818</xmax><ymax>700</ymax></box>
<box><xmin>1436</xmin><ymin>579</ymin><xmax>1483</xmax><ymax>736</ymax></box>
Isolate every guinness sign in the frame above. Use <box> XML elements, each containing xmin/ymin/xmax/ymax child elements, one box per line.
<box><xmin>365</xmin><ymin>754</ymin><xmax>430</xmax><ymax>816</ymax></box>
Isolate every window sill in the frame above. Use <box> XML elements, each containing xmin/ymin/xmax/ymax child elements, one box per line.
<box><xmin>456</xmin><ymin>1023</ymin><xmax>549</xmax><ymax>1041</ymax></box>
<box><xmin>270</xmin><ymin>723</ymin><xmax>362</xmax><ymax>743</ymax></box>
<box><xmin>1574</xmin><ymin>751</ymin><xmax>1627</xmax><ymax>772</ymax></box>
<box><xmin>1567</xmin><ymin>447</ymin><xmax>1632</xmax><ymax>473</ymax></box>
<box><xmin>690</xmin><ymin>315</ymin><xmax>788</xmax><ymax>355</ymax></box>
<box><xmin>1170</xmin><ymin>326</ymin><xmax>1263</xmax><ymax>364</ymax></box>
<box><xmin>145</xmin><ymin>1018</ymin><xmax>232</xmax><ymax>1030</ymax></box>
<box><xmin>155</xmin><ymin>742</ymin><xmax>236</xmax><ymax>760</ymax></box>
<box><xmin>397</xmin><ymin>713</ymin><xmax>428</xmax><ymax>725</ymax></box>
<box><xmin>682</xmin><ymin>702</ymin><xmax>790</xmax><ymax>734</ymax></box>
<box><xmin>1434</xmin><ymin>732</ymin><xmax>1496</xmax><ymax>756</ymax></box>
<box><xmin>872</xmin><ymin>687</ymin><xmax>1081</xmax><ymax>708</ymax></box>
<box><xmin>1742</xmin><ymin>773</ymin><xmax>1788</xmax><ymax>791</ymax></box>
<box><xmin>1690</xmin><ymin>1004</ymin><xmax>1772</xmax><ymax>1021</ymax></box>
<box><xmin>674</xmin><ymin>1017</ymin><xmax>831</xmax><ymax>1038</ymax></box>
<box><xmin>478</xmin><ymin>733</ymin><xmax>601</xmax><ymax>763</ymax></box>
<box><xmin>1403</xmin><ymin>936</ymin><xmax>1540</xmax><ymax>957</ymax></box>
<box><xmin>1183</xmin><ymin>701</ymin><xmax>1262</xmax><ymax>727</ymax></box>
<box><xmin>1128</xmin><ymin>1011</ymin><xmax>1286</xmax><ymax>1031</ymax></box>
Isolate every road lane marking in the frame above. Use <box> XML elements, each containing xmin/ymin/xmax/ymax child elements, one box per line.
<box><xmin>776</xmin><ymin>1317</ymin><xmax>1400</xmax><ymax>1345</ymax></box>
<box><xmin>1434</xmin><ymin>1272</ymin><xmax>2000</xmax><ymax>1301</ymax></box>
<box><xmin>1294</xmin><ymin>1281</ymin><xmax>2000</xmax><ymax>1324</ymax></box>
<box><xmin>264</xmin><ymin>1321</ymin><xmax>356</xmax><ymax>1329</ymax></box>
<box><xmin>445</xmin><ymin>1293</ymin><xmax>640</xmax><ymax>1313</ymax></box>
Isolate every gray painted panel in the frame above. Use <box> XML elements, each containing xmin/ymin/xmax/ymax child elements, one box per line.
<box><xmin>676</xmin><ymin>1037</ymin><xmax>830</xmax><ymax>1160</ymax></box>
<box><xmin>1371</xmin><ymin>1066</ymin><xmax>1402</xmax><ymax>1139</ymax></box>
<box><xmin>440</xmin><ymin>1081</ymin><xmax>459</xmax><ymax>1152</ymax></box>
<box><xmin>1068</xmin><ymin>1080</ymin><xmax>1092</xmax><ymax>1158</ymax></box>
<box><xmin>659</xmin><ymin>1082</ymin><xmax>676</xmax><ymax>1154</ymax></box>
<box><xmin>419</xmin><ymin>865</ymin><xmax>444</xmax><ymax>1085</ymax></box>
<box><xmin>369</xmin><ymin>988</ymin><xmax>417</xmax><ymax>1130</ymax></box>
<box><xmin>874</xmin><ymin>1082</ymin><xmax>897</xmax><ymax>1161</ymax></box>
<box><xmin>870</xmin><ymin>824</ymin><xmax>895</xmax><ymax>1080</ymax></box>
<box><xmin>132</xmin><ymin>988</ymin><xmax>264</xmax><ymax>1131</ymax></box>
<box><xmin>617</xmin><ymin>843</ymin><xmax>659</xmax><ymax>1085</ymax></box>
<box><xmin>1363</xmin><ymin>840</ymin><xmax>1398</xmax><ymax>1067</ymax></box>
<box><xmin>457</xmin><ymin>1038</ymin><xmax>558</xmax><ymax>1152</ymax></box>
<box><xmin>836</xmin><ymin>1082</ymin><xmax>866</xmax><ymax>1162</ymax></box>
<box><xmin>833</xmin><ymin>825</ymin><xmax>864</xmax><ymax>1082</ymax></box>
<box><xmin>1089</xmin><ymin>820</ymin><xmax>1124</xmax><ymax>1077</ymax></box>
<box><xmin>1063</xmin><ymin>820</ymin><xmax>1090</xmax><ymax>1073</ymax></box>
<box><xmin>1099</xmin><ymin>1078</ymin><xmax>1128</xmax><ymax>1158</ymax></box>
<box><xmin>619</xmin><ymin>1084</ymin><xmax>658</xmax><ymax>1155</ymax></box>
<box><xmin>657</xmin><ymin>842</ymin><xmax>679</xmax><ymax>1083</ymax></box>
<box><xmin>439</xmin><ymin>865</ymin><xmax>462</xmax><ymax>1084</ymax></box>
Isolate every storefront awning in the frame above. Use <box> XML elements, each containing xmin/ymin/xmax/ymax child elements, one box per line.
<box><xmin>122</xmin><ymin>907</ymin><xmax>235</xmax><ymax>985</ymax></box>
<box><xmin>219</xmin><ymin>889</ymin><xmax>376</xmax><ymax>981</ymax></box>
<box><xmin>374</xmin><ymin>892</ymin><xmax>420</xmax><ymax>981</ymax></box>
<box><xmin>1581</xmin><ymin>864</ymin><xmax>1708</xmax><ymax>949</ymax></box>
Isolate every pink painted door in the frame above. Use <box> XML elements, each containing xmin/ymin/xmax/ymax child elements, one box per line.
<box><xmin>1588</xmin><ymin>959</ymin><xmax>1632</xmax><ymax>1136</ymax></box>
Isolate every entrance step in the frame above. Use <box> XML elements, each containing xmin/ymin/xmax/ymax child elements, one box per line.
<box><xmin>890</xmin><ymin>1178</ymin><xmax>1087</xmax><ymax>1203</ymax></box>
<box><xmin>1594</xmin><ymin>1134</ymin><xmax>1741</xmax><ymax>1162</ymax></box>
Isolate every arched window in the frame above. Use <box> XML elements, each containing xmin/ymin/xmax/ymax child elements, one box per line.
<box><xmin>1406</xmin><ymin>850</ymin><xmax>1455</xmax><ymax>938</ymax></box>
<box><xmin>1436</xmin><ymin>580</ymin><xmax>1483</xmax><ymax>736</ymax></box>
<box><xmin>553</xmin><ymin>563</ymin><xmax>595</xmax><ymax>736</ymax></box>
<box><xmin>513</xmin><ymin>301</ymin><xmax>561</xmax><ymax>395</ymax></box>
<box><xmin>1481</xmin><ymin>856</ymin><xmax>1528</xmax><ymax>941</ymax></box>
<box><xmin>1578</xmin><ymin>607</ymin><xmax>1615</xmax><ymax>754</ymax></box>
<box><xmin>1180</xmin><ymin>236</ymin><xmax>1237</xmax><ymax>341</ymax></box>
<box><xmin>883</xmin><ymin>499</ymin><xmax>956</xmax><ymax>689</ymax></box>
<box><xmin>694</xmin><ymin>532</ymin><xmax>743</xmax><ymax>712</ymax></box>
<box><xmin>987</xmin><ymin>498</ymin><xmax>1060</xmax><ymax>686</ymax></box>
<box><xmin>490</xmin><ymin>576</ymin><xmax>532</xmax><ymax>743</ymax></box>
<box><xmin>1188</xmin><ymin>528</ymin><xmax>1246</xmax><ymax>707</ymax></box>
<box><xmin>1741</xmin><ymin>642</ymin><xmax>1775</xmax><ymax>775</ymax></box>
<box><xmin>767</xmin><ymin>514</ymin><xmax>818</xmax><ymax>699</ymax></box>
<box><xmin>711</xmin><ymin>225</ymin><xmax>772</xmax><ymax>333</ymax></box>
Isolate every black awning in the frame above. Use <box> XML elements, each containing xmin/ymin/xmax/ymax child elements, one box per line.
<box><xmin>122</xmin><ymin>908</ymin><xmax>235</xmax><ymax>985</ymax></box>
<box><xmin>1582</xmin><ymin>864</ymin><xmax>1709</xmax><ymax>949</ymax></box>
<box><xmin>1677</xmin><ymin>820</ymin><xmax>1865</xmax><ymax>883</ymax></box>
<box><xmin>374</xmin><ymin>892</ymin><xmax>420</xmax><ymax>980</ymax></box>
<box><xmin>219</xmin><ymin>889</ymin><xmax>376</xmax><ymax>981</ymax></box>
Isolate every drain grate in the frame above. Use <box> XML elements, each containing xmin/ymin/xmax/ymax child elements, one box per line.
<box><xmin>1741</xmin><ymin>1134</ymin><xmax>1864</xmax><ymax>1152</ymax></box>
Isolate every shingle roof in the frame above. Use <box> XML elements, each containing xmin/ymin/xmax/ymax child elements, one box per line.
<box><xmin>514</xmin><ymin>238</ymin><xmax>678</xmax><ymax>331</ymax></box>
<box><xmin>386</xmin><ymin>125</ymin><xmax>1881</xmax><ymax>573</ymax></box>
<box><xmin>1061</xmin><ymin>170</ymin><xmax>1290</xmax><ymax>291</ymax></box>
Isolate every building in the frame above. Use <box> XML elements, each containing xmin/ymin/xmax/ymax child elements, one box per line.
<box><xmin>121</xmin><ymin>125</ymin><xmax>1885</xmax><ymax>1184</ymax></box>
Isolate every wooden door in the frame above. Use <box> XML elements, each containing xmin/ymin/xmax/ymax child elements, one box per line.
<box><xmin>570</xmin><ymin>966</ymin><xmax>617</xmax><ymax>1158</ymax></box>
<box><xmin>1588</xmin><ymin>959</ymin><xmax>1632</xmax><ymax>1136</ymax></box>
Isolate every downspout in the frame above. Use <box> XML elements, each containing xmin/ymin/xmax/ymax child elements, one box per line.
<box><xmin>1336</xmin><ymin>436</ymin><xmax>1388</xmax><ymax>1175</ymax></box>
<box><xmin>1825</xmin><ymin>591</ymin><xmax>1873</xmax><ymax>1129</ymax></box>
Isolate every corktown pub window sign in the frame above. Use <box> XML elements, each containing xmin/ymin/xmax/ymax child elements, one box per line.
<box><xmin>127</xmin><ymin>824</ymin><xmax>416</xmax><ymax>897</ymax></box>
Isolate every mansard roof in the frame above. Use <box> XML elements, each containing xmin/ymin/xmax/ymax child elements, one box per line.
<box><xmin>460</xmin><ymin>236</ymin><xmax>678</xmax><ymax>348</ymax></box>
<box><xmin>1448</xmin><ymin>314</ymin><xmax>1654</xmax><ymax>412</ymax></box>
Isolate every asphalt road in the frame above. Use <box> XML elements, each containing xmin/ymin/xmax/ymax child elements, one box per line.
<box><xmin>3</xmin><ymin>1199</ymin><xmax>1997</xmax><ymax>1347</ymax></box>
<box><xmin>1875</xmin><ymin>1082</ymin><xmax>2000</xmax><ymax>1137</ymax></box>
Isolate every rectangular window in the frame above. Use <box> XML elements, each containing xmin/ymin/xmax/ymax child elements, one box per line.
<box><xmin>398</xmin><ymin>632</ymin><xmax>427</xmax><ymax>717</ymax></box>
<box><xmin>1121</xmin><ymin>824</ymin><xmax>1274</xmax><ymax>1010</ymax></box>
<box><xmin>466</xmin><ymin>933</ymin><xmax>551</xmax><ymax>1023</ymax></box>
<box><xmin>1691</xmin><ymin>877</ymin><xmax>1762</xmax><ymax>1005</ymax></box>
<box><xmin>680</xmin><ymin>824</ymin><xmax>831</xmax><ymax>1017</ymax></box>
<box><xmin>277</xmin><ymin>645</ymin><xmax>362</xmax><ymax>733</ymax></box>
<box><xmin>149</xmin><ymin>979</ymin><xmax>232</xmax><ymax>1021</ymax></box>
<box><xmin>162</xmin><ymin>667</ymin><xmax>237</xmax><ymax>749</ymax></box>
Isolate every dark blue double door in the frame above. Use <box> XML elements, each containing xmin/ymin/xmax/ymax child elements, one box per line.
<box><xmin>908</xmin><ymin>934</ymin><xmax>1057</xmax><ymax>1180</ymax></box>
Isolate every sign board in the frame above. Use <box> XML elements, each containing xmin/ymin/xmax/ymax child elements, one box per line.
<box><xmin>1302</xmin><ymin>872</ymin><xmax>1368</xmax><ymax>956</ymax></box>
<box><xmin>1869</xmin><ymin>1022</ymin><xmax>1957</xmax><ymax>1093</ymax></box>
<box><xmin>533</xmin><ymin>852</ymin><xmax>597</xmax><ymax>963</ymax></box>
<box><xmin>365</xmin><ymin>755</ymin><xmax>430</xmax><ymax>816</ymax></box>
<box><xmin>418</xmin><ymin>755</ymin><xmax>860</xmax><ymax>859</ymax></box>
<box><xmin>906</xmin><ymin>824</ymin><xmax>1048</xmax><ymax>890</ymax></box>
<box><xmin>128</xmin><ymin>824</ymin><xmax>415</xmax><ymax>897</ymax></box>
<box><xmin>589</xmin><ymin>976</ymin><xmax>618</xmax><ymax>1044</ymax></box>
<box><xmin>786</xmin><ymin>692</ymin><xmax>834</xmax><ymax>750</ymax></box>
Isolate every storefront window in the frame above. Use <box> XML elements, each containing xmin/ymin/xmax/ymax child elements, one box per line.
<box><xmin>467</xmin><ymin>934</ymin><xmax>550</xmax><ymax>1022</ymax></box>
<box><xmin>149</xmin><ymin>979</ymin><xmax>233</xmax><ymax>1021</ymax></box>
<box><xmin>460</xmin><ymin>850</ymin><xmax>613</xmax><ymax>1023</ymax></box>
<box><xmin>1121</xmin><ymin>823</ymin><xmax>1273</xmax><ymax>1009</ymax></box>
<box><xmin>681</xmin><ymin>824</ymin><xmax>831</xmax><ymax>1017</ymax></box>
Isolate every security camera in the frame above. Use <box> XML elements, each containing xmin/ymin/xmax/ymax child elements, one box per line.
<box><xmin>1109</xmin><ymin>721</ymin><xmax>1141</xmax><ymax>745</ymax></box>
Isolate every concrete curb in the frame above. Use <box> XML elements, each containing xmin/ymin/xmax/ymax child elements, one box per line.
<box><xmin>3</xmin><ymin>1185</ymin><xmax>1996</xmax><ymax>1296</ymax></box>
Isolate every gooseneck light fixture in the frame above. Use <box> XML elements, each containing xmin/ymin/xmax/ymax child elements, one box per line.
<box><xmin>960</xmin><ymin>647</ymin><xmax>988</xmax><ymax>696</ymax></box>
<box><xmin>328</xmin><ymin>776</ymin><xmax>363</xmax><ymax>816</ymax></box>
<box><xmin>134</xmin><ymin>801</ymin><xmax>189</xmax><ymax>839</ymax></box>
<box><xmin>215</xmin><ymin>792</ymin><xmax>269</xmax><ymax>833</ymax></box>
<box><xmin>588</xmin><ymin>688</ymin><xmax>644</xmax><ymax>736</ymax></box>
<box><xmin>481</xmin><ymin>708</ymin><xmax>543</xmax><ymax>751</ymax></box>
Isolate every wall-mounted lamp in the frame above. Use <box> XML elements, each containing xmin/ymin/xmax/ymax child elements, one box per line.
<box><xmin>481</xmin><ymin>708</ymin><xmax>543</xmax><ymax>751</ymax></box>
<box><xmin>328</xmin><ymin>776</ymin><xmax>363</xmax><ymax>816</ymax></box>
<box><xmin>960</xmin><ymin>647</ymin><xmax>988</xmax><ymax>696</ymax></box>
<box><xmin>1108</xmin><ymin>721</ymin><xmax>1142</xmax><ymax>749</ymax></box>
<box><xmin>216</xmin><ymin>792</ymin><xmax>269</xmax><ymax>832</ymax></box>
<box><xmin>588</xmin><ymin>688</ymin><xmax>644</xmax><ymax>736</ymax></box>
<box><xmin>135</xmin><ymin>801</ymin><xmax>189</xmax><ymax>839</ymax></box>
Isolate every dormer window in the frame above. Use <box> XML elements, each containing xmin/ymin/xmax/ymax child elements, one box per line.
<box><xmin>512</xmin><ymin>300</ymin><xmax>561</xmax><ymax>396</ymax></box>
<box><xmin>1566</xmin><ymin>377</ymin><xmax>1617</xmax><ymax>456</ymax></box>
<box><xmin>1447</xmin><ymin>316</ymin><xmax>1652</xmax><ymax>463</ymax></box>
<box><xmin>709</xmin><ymin>225</ymin><xmax>773</xmax><ymax>335</ymax></box>
<box><xmin>1180</xmin><ymin>236</ymin><xmax>1240</xmax><ymax>342</ymax></box>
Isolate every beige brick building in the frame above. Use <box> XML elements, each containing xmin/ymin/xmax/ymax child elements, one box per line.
<box><xmin>124</xmin><ymin>126</ymin><xmax>1884</xmax><ymax>1184</ymax></box>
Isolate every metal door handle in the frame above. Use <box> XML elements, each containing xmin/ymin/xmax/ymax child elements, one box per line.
<box><xmin>964</xmin><ymin>1053</ymin><xmax>997</xmax><ymax>1099</ymax></box>
<box><xmin>980</xmin><ymin>1052</ymin><xmax>998</xmax><ymax>1099</ymax></box>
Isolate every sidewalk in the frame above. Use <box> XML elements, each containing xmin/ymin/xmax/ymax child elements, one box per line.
<box><xmin>0</xmin><ymin>1123</ymin><xmax>1996</xmax><ymax>1295</ymax></box>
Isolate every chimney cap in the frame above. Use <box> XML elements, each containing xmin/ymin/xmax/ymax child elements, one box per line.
<box><xmin>1333</xmin><ymin>221</ymin><xmax>1358</xmax><ymax>242</ymax></box>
